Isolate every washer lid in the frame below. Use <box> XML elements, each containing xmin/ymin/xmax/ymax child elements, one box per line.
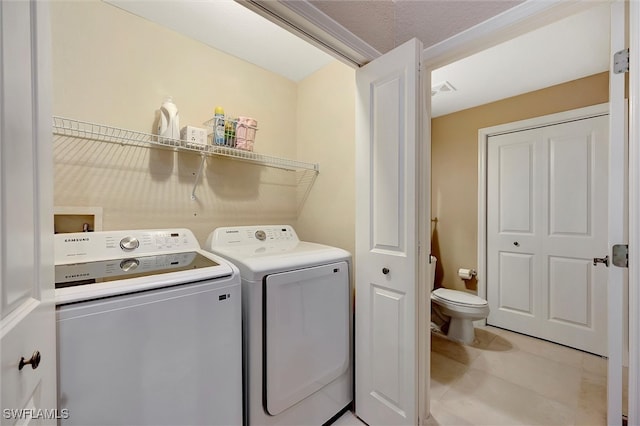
<box><xmin>432</xmin><ymin>288</ymin><xmax>488</xmax><ymax>307</ymax></box>
<box><xmin>54</xmin><ymin>250</ymin><xmax>237</xmax><ymax>306</ymax></box>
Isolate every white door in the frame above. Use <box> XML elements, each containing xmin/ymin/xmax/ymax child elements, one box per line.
<box><xmin>487</xmin><ymin>114</ymin><xmax>609</xmax><ymax>356</ymax></box>
<box><xmin>355</xmin><ymin>38</ymin><xmax>428</xmax><ymax>426</ymax></box>
<box><xmin>0</xmin><ymin>0</ymin><xmax>57</xmax><ymax>424</ymax></box>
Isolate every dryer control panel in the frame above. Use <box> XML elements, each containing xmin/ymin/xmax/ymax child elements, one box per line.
<box><xmin>208</xmin><ymin>225</ymin><xmax>299</xmax><ymax>247</ymax></box>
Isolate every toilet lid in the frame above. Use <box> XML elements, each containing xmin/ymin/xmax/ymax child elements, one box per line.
<box><xmin>431</xmin><ymin>288</ymin><xmax>488</xmax><ymax>307</ymax></box>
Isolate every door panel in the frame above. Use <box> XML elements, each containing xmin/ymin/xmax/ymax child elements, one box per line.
<box><xmin>355</xmin><ymin>38</ymin><xmax>423</xmax><ymax>426</ymax></box>
<box><xmin>2</xmin><ymin>0</ymin><xmax>35</xmax><ymax>314</ymax></box>
<box><xmin>0</xmin><ymin>1</ymin><xmax>57</xmax><ymax>423</ymax></box>
<box><xmin>498</xmin><ymin>252</ymin><xmax>534</xmax><ymax>315</ymax></box>
<box><xmin>548</xmin><ymin>256</ymin><xmax>591</xmax><ymax>326</ymax></box>
<box><xmin>549</xmin><ymin>135</ymin><xmax>591</xmax><ymax>235</ymax></box>
<box><xmin>488</xmin><ymin>130</ymin><xmax>540</xmax><ymax>329</ymax></box>
<box><xmin>265</xmin><ymin>262</ymin><xmax>349</xmax><ymax>416</ymax></box>
<box><xmin>487</xmin><ymin>114</ymin><xmax>608</xmax><ymax>356</ymax></box>
<box><xmin>372</xmin><ymin>76</ymin><xmax>404</xmax><ymax>250</ymax></box>
<box><xmin>498</xmin><ymin>142</ymin><xmax>535</xmax><ymax>233</ymax></box>
<box><xmin>370</xmin><ymin>285</ymin><xmax>405</xmax><ymax>413</ymax></box>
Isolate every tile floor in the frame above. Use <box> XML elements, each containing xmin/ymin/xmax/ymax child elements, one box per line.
<box><xmin>335</xmin><ymin>326</ymin><xmax>628</xmax><ymax>426</ymax></box>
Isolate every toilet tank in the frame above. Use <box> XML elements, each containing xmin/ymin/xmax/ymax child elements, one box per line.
<box><xmin>429</xmin><ymin>256</ymin><xmax>437</xmax><ymax>291</ymax></box>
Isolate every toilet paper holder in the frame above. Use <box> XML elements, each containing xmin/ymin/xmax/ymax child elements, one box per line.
<box><xmin>458</xmin><ymin>268</ymin><xmax>477</xmax><ymax>280</ymax></box>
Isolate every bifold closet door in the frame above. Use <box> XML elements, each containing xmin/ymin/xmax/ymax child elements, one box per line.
<box><xmin>487</xmin><ymin>115</ymin><xmax>608</xmax><ymax>356</ymax></box>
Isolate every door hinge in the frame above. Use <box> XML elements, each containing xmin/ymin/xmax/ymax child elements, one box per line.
<box><xmin>612</xmin><ymin>244</ymin><xmax>629</xmax><ymax>268</ymax></box>
<box><xmin>614</xmin><ymin>48</ymin><xmax>629</xmax><ymax>74</ymax></box>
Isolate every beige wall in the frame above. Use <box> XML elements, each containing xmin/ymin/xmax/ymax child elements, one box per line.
<box><xmin>296</xmin><ymin>62</ymin><xmax>356</xmax><ymax>257</ymax></box>
<box><xmin>431</xmin><ymin>72</ymin><xmax>609</xmax><ymax>292</ymax></box>
<box><xmin>51</xmin><ymin>1</ymin><xmax>355</xmax><ymax>251</ymax></box>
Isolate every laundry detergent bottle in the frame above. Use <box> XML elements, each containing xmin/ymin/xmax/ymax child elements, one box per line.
<box><xmin>158</xmin><ymin>97</ymin><xmax>180</xmax><ymax>140</ymax></box>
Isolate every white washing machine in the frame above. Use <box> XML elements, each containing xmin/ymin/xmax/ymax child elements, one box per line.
<box><xmin>55</xmin><ymin>229</ymin><xmax>242</xmax><ymax>426</ymax></box>
<box><xmin>205</xmin><ymin>225</ymin><xmax>352</xmax><ymax>425</ymax></box>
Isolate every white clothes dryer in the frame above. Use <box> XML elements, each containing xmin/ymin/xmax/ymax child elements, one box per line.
<box><xmin>205</xmin><ymin>225</ymin><xmax>352</xmax><ymax>425</ymax></box>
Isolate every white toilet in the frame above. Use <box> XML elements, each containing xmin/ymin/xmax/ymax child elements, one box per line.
<box><xmin>430</xmin><ymin>256</ymin><xmax>489</xmax><ymax>344</ymax></box>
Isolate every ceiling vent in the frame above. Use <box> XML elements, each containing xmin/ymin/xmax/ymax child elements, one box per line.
<box><xmin>431</xmin><ymin>81</ymin><xmax>457</xmax><ymax>96</ymax></box>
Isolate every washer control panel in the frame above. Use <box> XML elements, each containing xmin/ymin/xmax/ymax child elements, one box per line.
<box><xmin>208</xmin><ymin>225</ymin><xmax>299</xmax><ymax>247</ymax></box>
<box><xmin>55</xmin><ymin>229</ymin><xmax>199</xmax><ymax>264</ymax></box>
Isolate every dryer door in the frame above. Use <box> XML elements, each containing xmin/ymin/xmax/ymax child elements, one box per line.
<box><xmin>264</xmin><ymin>261</ymin><xmax>350</xmax><ymax>416</ymax></box>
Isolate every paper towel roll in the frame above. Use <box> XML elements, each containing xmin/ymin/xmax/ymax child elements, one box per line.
<box><xmin>458</xmin><ymin>268</ymin><xmax>476</xmax><ymax>280</ymax></box>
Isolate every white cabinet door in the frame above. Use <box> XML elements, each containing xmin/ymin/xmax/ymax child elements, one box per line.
<box><xmin>0</xmin><ymin>1</ymin><xmax>56</xmax><ymax>424</ymax></box>
<box><xmin>487</xmin><ymin>115</ymin><xmax>609</xmax><ymax>356</ymax></box>
<box><xmin>355</xmin><ymin>38</ymin><xmax>425</xmax><ymax>426</ymax></box>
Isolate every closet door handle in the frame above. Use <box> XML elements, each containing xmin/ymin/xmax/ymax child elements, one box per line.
<box><xmin>382</xmin><ymin>268</ymin><xmax>390</xmax><ymax>275</ymax></box>
<box><xmin>18</xmin><ymin>351</ymin><xmax>41</xmax><ymax>371</ymax></box>
<box><xmin>513</xmin><ymin>241</ymin><xmax>520</xmax><ymax>247</ymax></box>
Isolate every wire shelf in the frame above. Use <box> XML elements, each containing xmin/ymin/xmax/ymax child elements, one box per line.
<box><xmin>52</xmin><ymin>116</ymin><xmax>319</xmax><ymax>173</ymax></box>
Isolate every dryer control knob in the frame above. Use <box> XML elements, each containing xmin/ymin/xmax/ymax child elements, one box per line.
<box><xmin>120</xmin><ymin>236</ymin><xmax>139</xmax><ymax>251</ymax></box>
<box><xmin>255</xmin><ymin>230</ymin><xmax>266</xmax><ymax>241</ymax></box>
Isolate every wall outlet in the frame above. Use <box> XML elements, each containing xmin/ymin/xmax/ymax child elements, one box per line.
<box><xmin>180</xmin><ymin>126</ymin><xmax>207</xmax><ymax>146</ymax></box>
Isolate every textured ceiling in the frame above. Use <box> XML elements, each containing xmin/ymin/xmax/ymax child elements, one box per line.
<box><xmin>304</xmin><ymin>1</ymin><xmax>609</xmax><ymax>118</ymax></box>
<box><xmin>309</xmin><ymin>0</ymin><xmax>524</xmax><ymax>53</ymax></box>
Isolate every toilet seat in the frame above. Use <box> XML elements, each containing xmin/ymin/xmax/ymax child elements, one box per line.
<box><xmin>431</xmin><ymin>288</ymin><xmax>488</xmax><ymax>308</ymax></box>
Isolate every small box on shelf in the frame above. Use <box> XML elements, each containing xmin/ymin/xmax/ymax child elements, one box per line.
<box><xmin>180</xmin><ymin>126</ymin><xmax>207</xmax><ymax>148</ymax></box>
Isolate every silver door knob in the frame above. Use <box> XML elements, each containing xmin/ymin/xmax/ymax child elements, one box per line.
<box><xmin>19</xmin><ymin>351</ymin><xmax>41</xmax><ymax>371</ymax></box>
<box><xmin>382</xmin><ymin>268</ymin><xmax>390</xmax><ymax>275</ymax></box>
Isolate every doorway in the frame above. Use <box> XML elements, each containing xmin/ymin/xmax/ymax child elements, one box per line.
<box><xmin>427</xmin><ymin>1</ymin><xmax>626</xmax><ymax>422</ymax></box>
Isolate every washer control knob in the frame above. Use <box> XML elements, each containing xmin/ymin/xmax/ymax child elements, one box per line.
<box><xmin>255</xmin><ymin>230</ymin><xmax>266</xmax><ymax>241</ymax></box>
<box><xmin>120</xmin><ymin>236</ymin><xmax>139</xmax><ymax>251</ymax></box>
<box><xmin>120</xmin><ymin>258</ymin><xmax>140</xmax><ymax>272</ymax></box>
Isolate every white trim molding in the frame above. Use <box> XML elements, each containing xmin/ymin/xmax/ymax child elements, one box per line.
<box><xmin>237</xmin><ymin>0</ymin><xmax>381</xmax><ymax>67</ymax></box>
<box><xmin>607</xmin><ymin>2</ymin><xmax>626</xmax><ymax>423</ymax></box>
<box><xmin>423</xmin><ymin>0</ymin><xmax>599</xmax><ymax>69</ymax></box>
<box><xmin>628</xmin><ymin>0</ymin><xmax>640</xmax><ymax>422</ymax></box>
